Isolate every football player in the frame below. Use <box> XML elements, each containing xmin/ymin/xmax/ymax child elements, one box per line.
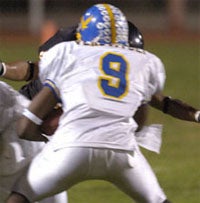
<box><xmin>1</xmin><ymin>9</ymin><xmax>199</xmax><ymax>203</ymax></box>
<box><xmin>7</xmin><ymin>3</ymin><xmax>172</xmax><ymax>203</ymax></box>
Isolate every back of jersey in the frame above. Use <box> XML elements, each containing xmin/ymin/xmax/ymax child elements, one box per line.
<box><xmin>55</xmin><ymin>43</ymin><xmax>153</xmax><ymax>116</ymax></box>
<box><xmin>39</xmin><ymin>42</ymin><xmax>165</xmax><ymax>151</ymax></box>
<box><xmin>80</xmin><ymin>46</ymin><xmax>149</xmax><ymax>117</ymax></box>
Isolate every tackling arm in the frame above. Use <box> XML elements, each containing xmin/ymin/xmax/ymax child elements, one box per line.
<box><xmin>0</xmin><ymin>26</ymin><xmax>77</xmax><ymax>82</ymax></box>
<box><xmin>150</xmin><ymin>92</ymin><xmax>200</xmax><ymax>123</ymax></box>
<box><xmin>0</xmin><ymin>61</ymin><xmax>38</xmax><ymax>81</ymax></box>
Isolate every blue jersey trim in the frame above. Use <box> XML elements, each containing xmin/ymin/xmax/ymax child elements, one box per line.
<box><xmin>44</xmin><ymin>79</ymin><xmax>62</xmax><ymax>103</ymax></box>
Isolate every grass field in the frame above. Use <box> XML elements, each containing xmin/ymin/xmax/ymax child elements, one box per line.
<box><xmin>0</xmin><ymin>37</ymin><xmax>199</xmax><ymax>202</ymax></box>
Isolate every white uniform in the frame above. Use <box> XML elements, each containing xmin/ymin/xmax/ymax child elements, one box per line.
<box><xmin>0</xmin><ymin>81</ymin><xmax>67</xmax><ymax>203</ymax></box>
<box><xmin>13</xmin><ymin>42</ymin><xmax>167</xmax><ymax>203</ymax></box>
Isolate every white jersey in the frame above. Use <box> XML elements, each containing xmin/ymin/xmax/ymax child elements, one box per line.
<box><xmin>39</xmin><ymin>41</ymin><xmax>165</xmax><ymax>151</ymax></box>
<box><xmin>0</xmin><ymin>81</ymin><xmax>45</xmax><ymax>176</ymax></box>
<box><xmin>0</xmin><ymin>81</ymin><xmax>68</xmax><ymax>203</ymax></box>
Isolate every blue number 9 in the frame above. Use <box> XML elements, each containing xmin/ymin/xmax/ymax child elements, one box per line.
<box><xmin>98</xmin><ymin>52</ymin><xmax>129</xmax><ymax>99</ymax></box>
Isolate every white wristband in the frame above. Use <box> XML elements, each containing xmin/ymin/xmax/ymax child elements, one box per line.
<box><xmin>23</xmin><ymin>109</ymin><xmax>43</xmax><ymax>125</ymax></box>
<box><xmin>194</xmin><ymin>111</ymin><xmax>200</xmax><ymax>122</ymax></box>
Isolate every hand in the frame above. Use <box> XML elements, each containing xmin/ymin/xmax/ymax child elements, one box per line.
<box><xmin>40</xmin><ymin>107</ymin><xmax>63</xmax><ymax>135</ymax></box>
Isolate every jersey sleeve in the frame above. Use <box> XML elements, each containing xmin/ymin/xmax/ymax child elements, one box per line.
<box><xmin>39</xmin><ymin>42</ymin><xmax>76</xmax><ymax>101</ymax></box>
<box><xmin>148</xmin><ymin>54</ymin><xmax>166</xmax><ymax>95</ymax></box>
<box><xmin>39</xmin><ymin>44</ymin><xmax>62</xmax><ymax>83</ymax></box>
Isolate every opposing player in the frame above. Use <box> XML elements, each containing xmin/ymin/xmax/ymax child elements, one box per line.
<box><xmin>7</xmin><ymin>3</ymin><xmax>174</xmax><ymax>203</ymax></box>
<box><xmin>0</xmin><ymin>25</ymin><xmax>77</xmax><ymax>82</ymax></box>
<box><xmin>0</xmin><ymin>23</ymin><xmax>77</xmax><ymax>203</ymax></box>
<box><xmin>0</xmin><ymin>81</ymin><xmax>68</xmax><ymax>202</ymax></box>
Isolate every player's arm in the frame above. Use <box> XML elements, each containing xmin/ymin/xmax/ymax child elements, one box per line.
<box><xmin>150</xmin><ymin>92</ymin><xmax>200</xmax><ymax>123</ymax></box>
<box><xmin>17</xmin><ymin>85</ymin><xmax>58</xmax><ymax>142</ymax></box>
<box><xmin>0</xmin><ymin>60</ymin><xmax>38</xmax><ymax>81</ymax></box>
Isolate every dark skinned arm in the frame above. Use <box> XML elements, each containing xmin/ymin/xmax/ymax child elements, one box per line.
<box><xmin>17</xmin><ymin>86</ymin><xmax>58</xmax><ymax>142</ymax></box>
<box><xmin>1</xmin><ymin>61</ymin><xmax>38</xmax><ymax>81</ymax></box>
<box><xmin>150</xmin><ymin>92</ymin><xmax>199</xmax><ymax>122</ymax></box>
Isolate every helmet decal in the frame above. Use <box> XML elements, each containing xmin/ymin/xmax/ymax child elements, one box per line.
<box><xmin>80</xmin><ymin>16</ymin><xmax>93</xmax><ymax>30</ymax></box>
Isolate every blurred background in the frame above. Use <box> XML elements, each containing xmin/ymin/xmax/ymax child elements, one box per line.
<box><xmin>0</xmin><ymin>1</ymin><xmax>200</xmax><ymax>203</ymax></box>
<box><xmin>0</xmin><ymin>0</ymin><xmax>199</xmax><ymax>40</ymax></box>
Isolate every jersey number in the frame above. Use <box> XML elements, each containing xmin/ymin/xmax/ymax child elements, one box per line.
<box><xmin>98</xmin><ymin>52</ymin><xmax>129</xmax><ymax>99</ymax></box>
